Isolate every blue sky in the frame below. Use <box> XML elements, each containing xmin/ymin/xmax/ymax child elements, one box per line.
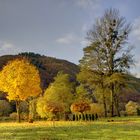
<box><xmin>0</xmin><ymin>0</ymin><xmax>140</xmax><ymax>77</ymax></box>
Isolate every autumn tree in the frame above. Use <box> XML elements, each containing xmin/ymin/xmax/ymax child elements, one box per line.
<box><xmin>0</xmin><ymin>58</ymin><xmax>42</xmax><ymax>122</ymax></box>
<box><xmin>70</xmin><ymin>101</ymin><xmax>90</xmax><ymax>114</ymax></box>
<box><xmin>79</xmin><ymin>8</ymin><xmax>134</xmax><ymax>117</ymax></box>
<box><xmin>37</xmin><ymin>72</ymin><xmax>74</xmax><ymax>120</ymax></box>
<box><xmin>37</xmin><ymin>97</ymin><xmax>64</xmax><ymax>120</ymax></box>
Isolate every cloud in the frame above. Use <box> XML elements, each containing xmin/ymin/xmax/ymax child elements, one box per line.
<box><xmin>56</xmin><ymin>33</ymin><xmax>80</xmax><ymax>45</ymax></box>
<box><xmin>0</xmin><ymin>41</ymin><xmax>20</xmax><ymax>55</ymax></box>
<box><xmin>56</xmin><ymin>33</ymin><xmax>89</xmax><ymax>47</ymax></box>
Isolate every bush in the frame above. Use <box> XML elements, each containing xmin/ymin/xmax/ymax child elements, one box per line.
<box><xmin>0</xmin><ymin>100</ymin><xmax>12</xmax><ymax>116</ymax></box>
<box><xmin>0</xmin><ymin>116</ymin><xmax>11</xmax><ymax>121</ymax></box>
<box><xmin>10</xmin><ymin>112</ymin><xmax>28</xmax><ymax>120</ymax></box>
<box><xmin>125</xmin><ymin>101</ymin><xmax>139</xmax><ymax>116</ymax></box>
<box><xmin>10</xmin><ymin>112</ymin><xmax>17</xmax><ymax>120</ymax></box>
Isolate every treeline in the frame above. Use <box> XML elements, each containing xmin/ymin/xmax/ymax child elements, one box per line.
<box><xmin>0</xmin><ymin>67</ymin><xmax>140</xmax><ymax>122</ymax></box>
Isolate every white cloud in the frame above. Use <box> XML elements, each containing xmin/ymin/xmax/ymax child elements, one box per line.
<box><xmin>56</xmin><ymin>33</ymin><xmax>81</xmax><ymax>45</ymax></box>
<box><xmin>56</xmin><ymin>33</ymin><xmax>89</xmax><ymax>47</ymax></box>
<box><xmin>0</xmin><ymin>41</ymin><xmax>20</xmax><ymax>55</ymax></box>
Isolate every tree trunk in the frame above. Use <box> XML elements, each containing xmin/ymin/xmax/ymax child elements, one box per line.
<box><xmin>16</xmin><ymin>100</ymin><xmax>21</xmax><ymax>123</ymax></box>
<box><xmin>111</xmin><ymin>84</ymin><xmax>114</xmax><ymax>117</ymax></box>
<box><xmin>114</xmin><ymin>95</ymin><xmax>121</xmax><ymax>117</ymax></box>
<box><xmin>103</xmin><ymin>95</ymin><xmax>107</xmax><ymax>117</ymax></box>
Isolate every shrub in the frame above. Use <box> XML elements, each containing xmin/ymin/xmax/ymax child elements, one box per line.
<box><xmin>125</xmin><ymin>101</ymin><xmax>139</xmax><ymax>116</ymax></box>
<box><xmin>0</xmin><ymin>100</ymin><xmax>12</xmax><ymax>116</ymax></box>
<box><xmin>10</xmin><ymin>112</ymin><xmax>17</xmax><ymax>120</ymax></box>
<box><xmin>10</xmin><ymin>112</ymin><xmax>28</xmax><ymax>120</ymax></box>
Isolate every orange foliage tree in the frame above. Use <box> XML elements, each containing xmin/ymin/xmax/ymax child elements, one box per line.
<box><xmin>70</xmin><ymin>101</ymin><xmax>91</xmax><ymax>114</ymax></box>
<box><xmin>0</xmin><ymin>58</ymin><xmax>42</xmax><ymax>122</ymax></box>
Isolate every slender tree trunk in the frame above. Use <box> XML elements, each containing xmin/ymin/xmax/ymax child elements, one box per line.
<box><xmin>101</xmin><ymin>81</ymin><xmax>107</xmax><ymax>118</ymax></box>
<box><xmin>16</xmin><ymin>100</ymin><xmax>21</xmax><ymax>123</ymax></box>
<box><xmin>114</xmin><ymin>95</ymin><xmax>121</xmax><ymax>117</ymax></box>
<box><xmin>111</xmin><ymin>84</ymin><xmax>114</xmax><ymax>117</ymax></box>
<box><xmin>103</xmin><ymin>95</ymin><xmax>107</xmax><ymax>117</ymax></box>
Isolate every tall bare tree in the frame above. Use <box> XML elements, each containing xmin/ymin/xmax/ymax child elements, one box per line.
<box><xmin>80</xmin><ymin>8</ymin><xmax>134</xmax><ymax>117</ymax></box>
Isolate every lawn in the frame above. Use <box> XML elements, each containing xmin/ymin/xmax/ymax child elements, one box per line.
<box><xmin>0</xmin><ymin>116</ymin><xmax>140</xmax><ymax>140</ymax></box>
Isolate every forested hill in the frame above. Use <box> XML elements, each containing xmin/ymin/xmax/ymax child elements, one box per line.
<box><xmin>0</xmin><ymin>52</ymin><xmax>79</xmax><ymax>89</ymax></box>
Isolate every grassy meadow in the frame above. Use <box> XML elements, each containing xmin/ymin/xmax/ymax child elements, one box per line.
<box><xmin>0</xmin><ymin>116</ymin><xmax>140</xmax><ymax>140</ymax></box>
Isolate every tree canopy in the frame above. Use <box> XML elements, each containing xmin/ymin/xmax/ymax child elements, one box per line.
<box><xmin>0</xmin><ymin>58</ymin><xmax>42</xmax><ymax>122</ymax></box>
<box><xmin>79</xmin><ymin>8</ymin><xmax>134</xmax><ymax>117</ymax></box>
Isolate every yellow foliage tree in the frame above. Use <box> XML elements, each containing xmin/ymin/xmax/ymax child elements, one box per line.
<box><xmin>0</xmin><ymin>58</ymin><xmax>42</xmax><ymax>122</ymax></box>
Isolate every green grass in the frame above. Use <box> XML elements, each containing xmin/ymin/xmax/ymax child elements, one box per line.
<box><xmin>0</xmin><ymin>116</ymin><xmax>140</xmax><ymax>140</ymax></box>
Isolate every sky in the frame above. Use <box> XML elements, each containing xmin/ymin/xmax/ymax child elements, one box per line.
<box><xmin>0</xmin><ymin>0</ymin><xmax>140</xmax><ymax>77</ymax></box>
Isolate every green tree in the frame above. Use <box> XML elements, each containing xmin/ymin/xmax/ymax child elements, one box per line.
<box><xmin>37</xmin><ymin>72</ymin><xmax>74</xmax><ymax>120</ymax></box>
<box><xmin>75</xmin><ymin>84</ymin><xmax>91</xmax><ymax>101</ymax></box>
<box><xmin>79</xmin><ymin>8</ymin><xmax>134</xmax><ymax>117</ymax></box>
<box><xmin>77</xmin><ymin>68</ymin><xmax>109</xmax><ymax>117</ymax></box>
<box><xmin>37</xmin><ymin>97</ymin><xmax>64</xmax><ymax>120</ymax></box>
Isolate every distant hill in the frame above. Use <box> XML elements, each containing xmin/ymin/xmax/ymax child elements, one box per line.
<box><xmin>0</xmin><ymin>52</ymin><xmax>80</xmax><ymax>90</ymax></box>
<box><xmin>120</xmin><ymin>76</ymin><xmax>140</xmax><ymax>105</ymax></box>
